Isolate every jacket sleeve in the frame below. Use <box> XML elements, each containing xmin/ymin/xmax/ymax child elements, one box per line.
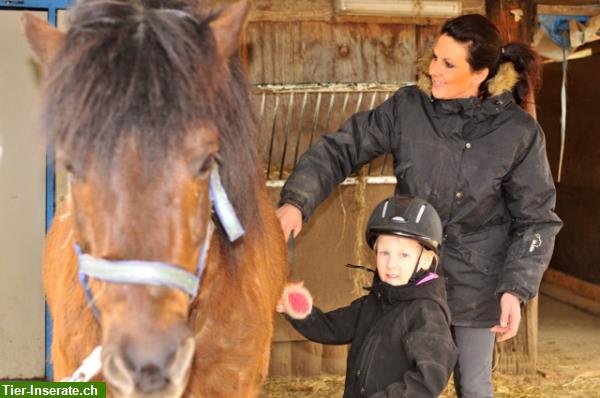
<box><xmin>285</xmin><ymin>297</ymin><xmax>366</xmax><ymax>345</ymax></box>
<box><xmin>497</xmin><ymin>121</ymin><xmax>563</xmax><ymax>302</ymax></box>
<box><xmin>279</xmin><ymin>91</ymin><xmax>399</xmax><ymax>220</ymax></box>
<box><xmin>368</xmin><ymin>301</ymin><xmax>457</xmax><ymax>398</ymax></box>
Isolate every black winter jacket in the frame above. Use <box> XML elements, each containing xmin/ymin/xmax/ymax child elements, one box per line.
<box><xmin>288</xmin><ymin>275</ymin><xmax>457</xmax><ymax>398</ymax></box>
<box><xmin>280</xmin><ymin>63</ymin><xmax>563</xmax><ymax>327</ymax></box>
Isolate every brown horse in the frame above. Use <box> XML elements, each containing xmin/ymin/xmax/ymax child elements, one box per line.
<box><xmin>22</xmin><ymin>0</ymin><xmax>287</xmax><ymax>396</ymax></box>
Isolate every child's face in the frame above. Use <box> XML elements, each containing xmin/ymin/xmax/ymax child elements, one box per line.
<box><xmin>375</xmin><ymin>234</ymin><xmax>423</xmax><ymax>286</ymax></box>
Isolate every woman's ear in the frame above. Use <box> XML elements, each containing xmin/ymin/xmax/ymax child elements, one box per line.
<box><xmin>473</xmin><ymin>67</ymin><xmax>490</xmax><ymax>87</ymax></box>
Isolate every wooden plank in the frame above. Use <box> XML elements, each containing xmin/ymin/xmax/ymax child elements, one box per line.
<box><xmin>486</xmin><ymin>1</ymin><xmax>540</xmax><ymax>374</ymax></box>
<box><xmin>463</xmin><ymin>0</ymin><xmax>486</xmax><ymax>14</ymax></box>
<box><xmin>332</xmin><ymin>23</ymin><xmax>417</xmax><ymax>82</ymax></box>
<box><xmin>251</xmin><ymin>0</ymin><xmax>333</xmax><ymax>22</ymax></box>
<box><xmin>300</xmin><ymin>22</ymin><xmax>336</xmax><ymax>83</ymax></box>
<box><xmin>495</xmin><ymin>299</ymin><xmax>536</xmax><ymax>374</ymax></box>
<box><xmin>246</xmin><ymin>22</ymin><xmax>303</xmax><ymax>84</ymax></box>
<box><xmin>537</xmin><ymin>4</ymin><xmax>600</xmax><ymax>16</ymax></box>
<box><xmin>321</xmin><ymin>345</ymin><xmax>348</xmax><ymax>375</ymax></box>
<box><xmin>333</xmin><ymin>15</ymin><xmax>452</xmax><ymax>25</ymax></box>
<box><xmin>526</xmin><ymin>296</ymin><xmax>538</xmax><ymax>373</ymax></box>
<box><xmin>540</xmin><ymin>280</ymin><xmax>600</xmax><ymax>316</ymax></box>
<box><xmin>269</xmin><ymin>341</ymin><xmax>293</xmax><ymax>377</ymax></box>
<box><xmin>247</xmin><ymin>22</ymin><xmax>418</xmax><ymax>84</ymax></box>
<box><xmin>534</xmin><ymin>0</ymin><xmax>600</xmax><ymax>5</ymax></box>
<box><xmin>291</xmin><ymin>341</ymin><xmax>323</xmax><ymax>377</ymax></box>
<box><xmin>417</xmin><ymin>25</ymin><xmax>440</xmax><ymax>56</ymax></box>
<box><xmin>272</xmin><ymin>312</ymin><xmax>307</xmax><ymax>342</ymax></box>
<box><xmin>543</xmin><ymin>269</ymin><xmax>600</xmax><ymax>302</ymax></box>
<box><xmin>248</xmin><ymin>0</ymin><xmax>486</xmax><ymax>23</ymax></box>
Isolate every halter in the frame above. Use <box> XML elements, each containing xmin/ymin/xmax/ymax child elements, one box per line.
<box><xmin>76</xmin><ymin>164</ymin><xmax>244</xmax><ymax>321</ymax></box>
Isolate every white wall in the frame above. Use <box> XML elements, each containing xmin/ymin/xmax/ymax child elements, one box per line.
<box><xmin>0</xmin><ymin>10</ymin><xmax>48</xmax><ymax>379</ymax></box>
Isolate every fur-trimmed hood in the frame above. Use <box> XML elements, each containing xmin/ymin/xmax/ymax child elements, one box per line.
<box><xmin>416</xmin><ymin>49</ymin><xmax>519</xmax><ymax>98</ymax></box>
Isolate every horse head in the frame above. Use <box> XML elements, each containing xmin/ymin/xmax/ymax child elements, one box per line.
<box><xmin>23</xmin><ymin>0</ymin><xmax>256</xmax><ymax>396</ymax></box>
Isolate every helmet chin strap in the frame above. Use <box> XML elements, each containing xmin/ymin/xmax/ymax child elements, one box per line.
<box><xmin>409</xmin><ymin>246</ymin><xmax>439</xmax><ymax>283</ymax></box>
<box><xmin>408</xmin><ymin>246</ymin><xmax>425</xmax><ymax>283</ymax></box>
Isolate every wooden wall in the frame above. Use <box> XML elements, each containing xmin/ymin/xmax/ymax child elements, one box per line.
<box><xmin>241</xmin><ymin>0</ymin><xmax>485</xmax><ymax>84</ymax></box>
<box><xmin>537</xmin><ymin>52</ymin><xmax>600</xmax><ymax>285</ymax></box>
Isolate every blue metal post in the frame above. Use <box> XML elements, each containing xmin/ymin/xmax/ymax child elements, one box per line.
<box><xmin>0</xmin><ymin>0</ymin><xmax>73</xmax><ymax>381</ymax></box>
<box><xmin>45</xmin><ymin>6</ymin><xmax>58</xmax><ymax>383</ymax></box>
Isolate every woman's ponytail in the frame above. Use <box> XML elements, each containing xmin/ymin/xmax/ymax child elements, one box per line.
<box><xmin>501</xmin><ymin>42</ymin><xmax>543</xmax><ymax>109</ymax></box>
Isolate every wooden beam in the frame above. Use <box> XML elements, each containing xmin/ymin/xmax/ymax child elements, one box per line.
<box><xmin>486</xmin><ymin>0</ymin><xmax>540</xmax><ymax>374</ymax></box>
<box><xmin>537</xmin><ymin>4</ymin><xmax>600</xmax><ymax>16</ymax></box>
<box><xmin>463</xmin><ymin>0</ymin><xmax>487</xmax><ymax>14</ymax></box>
<box><xmin>249</xmin><ymin>0</ymin><xmax>333</xmax><ymax>22</ymax></box>
<box><xmin>332</xmin><ymin>15</ymin><xmax>450</xmax><ymax>25</ymax></box>
<box><xmin>246</xmin><ymin>0</ymin><xmax>486</xmax><ymax>23</ymax></box>
<box><xmin>543</xmin><ymin>268</ymin><xmax>600</xmax><ymax>303</ymax></box>
<box><xmin>535</xmin><ymin>0</ymin><xmax>600</xmax><ymax>5</ymax></box>
<box><xmin>486</xmin><ymin>0</ymin><xmax>536</xmax><ymax>43</ymax></box>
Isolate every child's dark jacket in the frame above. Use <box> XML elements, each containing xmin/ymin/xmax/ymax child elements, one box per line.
<box><xmin>287</xmin><ymin>275</ymin><xmax>457</xmax><ymax>398</ymax></box>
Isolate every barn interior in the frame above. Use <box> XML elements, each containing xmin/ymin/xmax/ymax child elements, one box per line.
<box><xmin>1</xmin><ymin>0</ymin><xmax>599</xmax><ymax>395</ymax></box>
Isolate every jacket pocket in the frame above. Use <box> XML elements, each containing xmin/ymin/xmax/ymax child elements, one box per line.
<box><xmin>358</xmin><ymin>334</ymin><xmax>383</xmax><ymax>394</ymax></box>
<box><xmin>466</xmin><ymin>248</ymin><xmax>502</xmax><ymax>276</ymax></box>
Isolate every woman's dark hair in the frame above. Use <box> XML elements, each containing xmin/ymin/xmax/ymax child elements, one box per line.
<box><xmin>441</xmin><ymin>14</ymin><xmax>542</xmax><ymax>108</ymax></box>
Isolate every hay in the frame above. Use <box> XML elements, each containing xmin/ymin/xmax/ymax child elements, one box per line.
<box><xmin>260</xmin><ymin>371</ymin><xmax>600</xmax><ymax>397</ymax></box>
<box><xmin>351</xmin><ymin>166</ymin><xmax>371</xmax><ymax>296</ymax></box>
<box><xmin>260</xmin><ymin>375</ymin><xmax>345</xmax><ymax>398</ymax></box>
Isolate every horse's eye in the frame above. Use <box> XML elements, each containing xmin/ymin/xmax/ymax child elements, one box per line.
<box><xmin>64</xmin><ymin>162</ymin><xmax>76</xmax><ymax>174</ymax></box>
<box><xmin>62</xmin><ymin>161</ymin><xmax>85</xmax><ymax>182</ymax></box>
<box><xmin>194</xmin><ymin>155</ymin><xmax>214</xmax><ymax>179</ymax></box>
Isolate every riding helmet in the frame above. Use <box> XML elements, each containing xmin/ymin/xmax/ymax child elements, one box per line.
<box><xmin>366</xmin><ymin>195</ymin><xmax>443</xmax><ymax>254</ymax></box>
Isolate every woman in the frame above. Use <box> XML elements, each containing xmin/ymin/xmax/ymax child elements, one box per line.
<box><xmin>277</xmin><ymin>14</ymin><xmax>562</xmax><ymax>398</ymax></box>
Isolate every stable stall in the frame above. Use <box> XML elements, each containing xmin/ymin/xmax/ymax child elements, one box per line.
<box><xmin>2</xmin><ymin>0</ymin><xmax>599</xmax><ymax>386</ymax></box>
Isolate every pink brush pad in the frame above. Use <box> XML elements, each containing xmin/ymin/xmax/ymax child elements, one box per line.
<box><xmin>288</xmin><ymin>291</ymin><xmax>310</xmax><ymax>314</ymax></box>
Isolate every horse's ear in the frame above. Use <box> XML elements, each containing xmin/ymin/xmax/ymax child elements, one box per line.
<box><xmin>21</xmin><ymin>13</ymin><xmax>65</xmax><ymax>66</ymax></box>
<box><xmin>209</xmin><ymin>0</ymin><xmax>251</xmax><ymax>60</ymax></box>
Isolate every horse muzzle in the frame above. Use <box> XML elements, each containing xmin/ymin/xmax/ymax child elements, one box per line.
<box><xmin>102</xmin><ymin>336</ymin><xmax>195</xmax><ymax>398</ymax></box>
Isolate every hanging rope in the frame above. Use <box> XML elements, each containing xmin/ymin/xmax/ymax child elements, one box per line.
<box><xmin>557</xmin><ymin>30</ymin><xmax>568</xmax><ymax>183</ymax></box>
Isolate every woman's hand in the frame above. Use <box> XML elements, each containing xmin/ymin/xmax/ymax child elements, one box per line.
<box><xmin>276</xmin><ymin>203</ymin><xmax>303</xmax><ymax>241</ymax></box>
<box><xmin>490</xmin><ymin>292</ymin><xmax>522</xmax><ymax>342</ymax></box>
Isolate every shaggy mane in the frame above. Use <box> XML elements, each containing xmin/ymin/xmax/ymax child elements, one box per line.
<box><xmin>42</xmin><ymin>0</ymin><xmax>261</xmax><ymax>234</ymax></box>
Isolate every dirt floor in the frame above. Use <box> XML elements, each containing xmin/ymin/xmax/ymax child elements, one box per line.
<box><xmin>261</xmin><ymin>293</ymin><xmax>600</xmax><ymax>397</ymax></box>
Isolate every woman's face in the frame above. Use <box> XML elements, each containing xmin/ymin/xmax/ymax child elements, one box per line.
<box><xmin>428</xmin><ymin>34</ymin><xmax>488</xmax><ymax>100</ymax></box>
<box><xmin>375</xmin><ymin>235</ymin><xmax>423</xmax><ymax>286</ymax></box>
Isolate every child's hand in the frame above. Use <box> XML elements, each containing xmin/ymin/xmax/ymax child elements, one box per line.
<box><xmin>276</xmin><ymin>282</ymin><xmax>303</xmax><ymax>313</ymax></box>
<box><xmin>275</xmin><ymin>298</ymin><xmax>286</xmax><ymax>313</ymax></box>
<box><xmin>279</xmin><ymin>281</ymin><xmax>313</xmax><ymax>319</ymax></box>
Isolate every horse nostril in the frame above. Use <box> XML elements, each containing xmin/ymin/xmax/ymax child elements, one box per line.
<box><xmin>137</xmin><ymin>363</ymin><xmax>169</xmax><ymax>394</ymax></box>
<box><xmin>103</xmin><ymin>353</ymin><xmax>135</xmax><ymax>396</ymax></box>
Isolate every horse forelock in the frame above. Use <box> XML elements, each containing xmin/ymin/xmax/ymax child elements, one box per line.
<box><xmin>43</xmin><ymin>0</ymin><xmax>262</xmax><ymax>237</ymax></box>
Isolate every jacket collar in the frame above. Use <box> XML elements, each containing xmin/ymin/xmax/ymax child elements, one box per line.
<box><xmin>368</xmin><ymin>272</ymin><xmax>446</xmax><ymax>305</ymax></box>
<box><xmin>416</xmin><ymin>49</ymin><xmax>519</xmax><ymax>119</ymax></box>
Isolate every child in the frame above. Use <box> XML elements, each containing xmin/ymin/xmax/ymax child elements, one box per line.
<box><xmin>277</xmin><ymin>195</ymin><xmax>457</xmax><ymax>397</ymax></box>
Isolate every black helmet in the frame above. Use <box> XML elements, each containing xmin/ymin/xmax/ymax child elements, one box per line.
<box><xmin>366</xmin><ymin>196</ymin><xmax>443</xmax><ymax>254</ymax></box>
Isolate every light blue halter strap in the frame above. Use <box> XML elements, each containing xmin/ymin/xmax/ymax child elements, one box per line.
<box><xmin>76</xmin><ymin>243</ymin><xmax>207</xmax><ymax>298</ymax></box>
<box><xmin>209</xmin><ymin>164</ymin><xmax>245</xmax><ymax>241</ymax></box>
<box><xmin>76</xmin><ymin>164</ymin><xmax>241</xmax><ymax>321</ymax></box>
